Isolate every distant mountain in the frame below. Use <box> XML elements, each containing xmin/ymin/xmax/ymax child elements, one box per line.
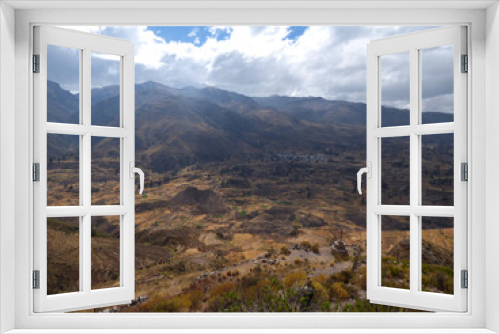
<box><xmin>254</xmin><ymin>95</ymin><xmax>453</xmax><ymax>127</ymax></box>
<box><xmin>133</xmin><ymin>88</ymin><xmax>347</xmax><ymax>172</ymax></box>
<box><xmin>89</xmin><ymin>85</ymin><xmax>120</xmax><ymax>106</ymax></box>
<box><xmin>47</xmin><ymin>81</ymin><xmax>453</xmax><ymax>172</ymax></box>
<box><xmin>47</xmin><ymin>81</ymin><xmax>79</xmax><ymax>124</ymax></box>
<box><xmin>176</xmin><ymin>86</ymin><xmax>261</xmax><ymax>112</ymax></box>
<box><xmin>254</xmin><ymin>96</ymin><xmax>367</xmax><ymax>125</ymax></box>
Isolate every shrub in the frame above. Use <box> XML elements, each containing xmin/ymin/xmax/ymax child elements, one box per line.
<box><xmin>210</xmin><ymin>282</ymin><xmax>236</xmax><ymax>299</ymax></box>
<box><xmin>208</xmin><ymin>290</ymin><xmax>244</xmax><ymax>312</ymax></box>
<box><xmin>321</xmin><ymin>301</ymin><xmax>331</xmax><ymax>312</ymax></box>
<box><xmin>331</xmin><ymin>282</ymin><xmax>350</xmax><ymax>300</ymax></box>
<box><xmin>241</xmin><ymin>275</ymin><xmax>259</xmax><ymax>289</ymax></box>
<box><xmin>351</xmin><ymin>266</ymin><xmax>367</xmax><ymax>290</ymax></box>
<box><xmin>341</xmin><ymin>298</ymin><xmax>417</xmax><ymax>312</ymax></box>
<box><xmin>188</xmin><ymin>290</ymin><xmax>204</xmax><ymax>311</ymax></box>
<box><xmin>280</xmin><ymin>246</ymin><xmax>291</xmax><ymax>256</ymax></box>
<box><xmin>265</xmin><ymin>248</ymin><xmax>276</xmax><ymax>257</ymax></box>
<box><xmin>301</xmin><ymin>241</ymin><xmax>312</xmax><ymax>250</ymax></box>
<box><xmin>422</xmin><ymin>264</ymin><xmax>454</xmax><ymax>294</ymax></box>
<box><xmin>311</xmin><ymin>280</ymin><xmax>329</xmax><ymax>300</ymax></box>
<box><xmin>152</xmin><ymin>296</ymin><xmax>191</xmax><ymax>312</ymax></box>
<box><xmin>332</xmin><ymin>270</ymin><xmax>353</xmax><ymax>284</ymax></box>
<box><xmin>283</xmin><ymin>271</ymin><xmax>307</xmax><ymax>288</ymax></box>
<box><xmin>312</xmin><ymin>243</ymin><xmax>320</xmax><ymax>254</ymax></box>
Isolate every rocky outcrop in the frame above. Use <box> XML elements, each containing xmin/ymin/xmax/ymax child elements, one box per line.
<box><xmin>388</xmin><ymin>238</ymin><xmax>453</xmax><ymax>267</ymax></box>
<box><xmin>168</xmin><ymin>187</ymin><xmax>228</xmax><ymax>214</ymax></box>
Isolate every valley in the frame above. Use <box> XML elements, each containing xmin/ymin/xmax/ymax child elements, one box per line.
<box><xmin>46</xmin><ymin>81</ymin><xmax>455</xmax><ymax>312</ymax></box>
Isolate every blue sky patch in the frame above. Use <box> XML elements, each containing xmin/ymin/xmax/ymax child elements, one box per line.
<box><xmin>286</xmin><ymin>26</ymin><xmax>308</xmax><ymax>41</ymax></box>
<box><xmin>147</xmin><ymin>26</ymin><xmax>233</xmax><ymax>46</ymax></box>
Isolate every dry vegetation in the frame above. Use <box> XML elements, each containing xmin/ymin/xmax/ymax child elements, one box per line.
<box><xmin>45</xmin><ymin>81</ymin><xmax>455</xmax><ymax>313</ymax></box>
<box><xmin>47</xmin><ymin>151</ymin><xmax>454</xmax><ymax>313</ymax></box>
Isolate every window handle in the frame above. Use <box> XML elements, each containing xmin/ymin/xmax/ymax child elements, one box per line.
<box><xmin>129</xmin><ymin>162</ymin><xmax>145</xmax><ymax>195</ymax></box>
<box><xmin>357</xmin><ymin>162</ymin><xmax>371</xmax><ymax>195</ymax></box>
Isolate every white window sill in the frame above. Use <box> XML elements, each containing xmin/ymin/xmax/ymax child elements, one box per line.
<box><xmin>4</xmin><ymin>330</ymin><xmax>498</xmax><ymax>334</ymax></box>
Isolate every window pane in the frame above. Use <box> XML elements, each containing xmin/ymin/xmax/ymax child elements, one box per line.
<box><xmin>381</xmin><ymin>215</ymin><xmax>410</xmax><ymax>290</ymax></box>
<box><xmin>47</xmin><ymin>134</ymin><xmax>79</xmax><ymax>206</ymax></box>
<box><xmin>91</xmin><ymin>52</ymin><xmax>121</xmax><ymax>127</ymax></box>
<box><xmin>47</xmin><ymin>217</ymin><xmax>80</xmax><ymax>295</ymax></box>
<box><xmin>91</xmin><ymin>216</ymin><xmax>120</xmax><ymax>290</ymax></box>
<box><xmin>381</xmin><ymin>52</ymin><xmax>410</xmax><ymax>127</ymax></box>
<box><xmin>47</xmin><ymin>45</ymin><xmax>80</xmax><ymax>124</ymax></box>
<box><xmin>421</xmin><ymin>45</ymin><xmax>454</xmax><ymax>124</ymax></box>
<box><xmin>421</xmin><ymin>217</ymin><xmax>454</xmax><ymax>294</ymax></box>
<box><xmin>381</xmin><ymin>137</ymin><xmax>410</xmax><ymax>205</ymax></box>
<box><xmin>421</xmin><ymin>134</ymin><xmax>454</xmax><ymax>206</ymax></box>
<box><xmin>91</xmin><ymin>137</ymin><xmax>120</xmax><ymax>205</ymax></box>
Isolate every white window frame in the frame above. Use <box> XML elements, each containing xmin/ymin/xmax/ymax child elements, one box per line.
<box><xmin>33</xmin><ymin>26</ymin><xmax>136</xmax><ymax>313</ymax></box>
<box><xmin>1</xmin><ymin>1</ymin><xmax>499</xmax><ymax>333</ymax></box>
<box><xmin>366</xmin><ymin>26</ymin><xmax>467</xmax><ymax>312</ymax></box>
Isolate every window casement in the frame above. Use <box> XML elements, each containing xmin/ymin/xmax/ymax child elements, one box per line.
<box><xmin>362</xmin><ymin>26</ymin><xmax>467</xmax><ymax>312</ymax></box>
<box><xmin>31</xmin><ymin>24</ymin><xmax>467</xmax><ymax>315</ymax></box>
<box><xmin>33</xmin><ymin>26</ymin><xmax>139</xmax><ymax>312</ymax></box>
<box><xmin>8</xmin><ymin>5</ymin><xmax>492</xmax><ymax>332</ymax></box>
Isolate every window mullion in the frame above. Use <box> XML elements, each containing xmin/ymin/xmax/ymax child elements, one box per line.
<box><xmin>82</xmin><ymin>47</ymin><xmax>92</xmax><ymax>294</ymax></box>
<box><xmin>409</xmin><ymin>47</ymin><xmax>420</xmax><ymax>294</ymax></box>
<box><xmin>78</xmin><ymin>48</ymin><xmax>84</xmax><ymax>293</ymax></box>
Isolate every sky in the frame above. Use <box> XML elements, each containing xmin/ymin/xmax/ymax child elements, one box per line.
<box><xmin>48</xmin><ymin>26</ymin><xmax>454</xmax><ymax>112</ymax></box>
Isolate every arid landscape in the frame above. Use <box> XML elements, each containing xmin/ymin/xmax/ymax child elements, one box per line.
<box><xmin>46</xmin><ymin>80</ymin><xmax>455</xmax><ymax>312</ymax></box>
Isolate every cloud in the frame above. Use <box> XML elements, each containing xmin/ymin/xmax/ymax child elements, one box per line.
<box><xmin>422</xmin><ymin>93</ymin><xmax>454</xmax><ymax>114</ymax></box>
<box><xmin>187</xmin><ymin>28</ymin><xmax>198</xmax><ymax>37</ymax></box>
<box><xmin>57</xmin><ymin>25</ymin><xmax>452</xmax><ymax>112</ymax></box>
<box><xmin>47</xmin><ymin>44</ymin><xmax>80</xmax><ymax>93</ymax></box>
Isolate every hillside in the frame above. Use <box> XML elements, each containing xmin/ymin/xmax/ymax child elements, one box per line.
<box><xmin>46</xmin><ymin>81</ymin><xmax>455</xmax><ymax>312</ymax></box>
<box><xmin>48</xmin><ymin>80</ymin><xmax>452</xmax><ymax>172</ymax></box>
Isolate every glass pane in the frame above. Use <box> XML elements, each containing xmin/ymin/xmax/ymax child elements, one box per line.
<box><xmin>91</xmin><ymin>137</ymin><xmax>120</xmax><ymax>205</ymax></box>
<box><xmin>381</xmin><ymin>215</ymin><xmax>410</xmax><ymax>290</ymax></box>
<box><xmin>47</xmin><ymin>45</ymin><xmax>80</xmax><ymax>124</ymax></box>
<box><xmin>47</xmin><ymin>134</ymin><xmax>80</xmax><ymax>206</ymax></box>
<box><xmin>91</xmin><ymin>52</ymin><xmax>121</xmax><ymax>127</ymax></box>
<box><xmin>47</xmin><ymin>217</ymin><xmax>80</xmax><ymax>295</ymax></box>
<box><xmin>381</xmin><ymin>136</ymin><xmax>410</xmax><ymax>205</ymax></box>
<box><xmin>421</xmin><ymin>134</ymin><xmax>454</xmax><ymax>206</ymax></box>
<box><xmin>381</xmin><ymin>52</ymin><xmax>410</xmax><ymax>127</ymax></box>
<box><xmin>421</xmin><ymin>217</ymin><xmax>454</xmax><ymax>294</ymax></box>
<box><xmin>91</xmin><ymin>216</ymin><xmax>120</xmax><ymax>290</ymax></box>
<box><xmin>421</xmin><ymin>45</ymin><xmax>454</xmax><ymax>124</ymax></box>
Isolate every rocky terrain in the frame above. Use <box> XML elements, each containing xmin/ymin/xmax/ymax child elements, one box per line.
<box><xmin>46</xmin><ymin>81</ymin><xmax>455</xmax><ymax>312</ymax></box>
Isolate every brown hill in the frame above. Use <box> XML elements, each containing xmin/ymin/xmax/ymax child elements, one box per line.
<box><xmin>388</xmin><ymin>238</ymin><xmax>453</xmax><ymax>267</ymax></box>
<box><xmin>168</xmin><ymin>187</ymin><xmax>228</xmax><ymax>215</ymax></box>
<box><xmin>47</xmin><ymin>81</ymin><xmax>453</xmax><ymax>174</ymax></box>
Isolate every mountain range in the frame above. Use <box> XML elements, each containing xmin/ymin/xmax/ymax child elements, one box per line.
<box><xmin>47</xmin><ymin>80</ymin><xmax>453</xmax><ymax>172</ymax></box>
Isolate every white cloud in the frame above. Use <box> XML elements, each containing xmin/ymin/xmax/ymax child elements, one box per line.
<box><xmin>422</xmin><ymin>93</ymin><xmax>454</xmax><ymax>114</ymax></box>
<box><xmin>59</xmin><ymin>25</ymin><xmax>451</xmax><ymax>111</ymax></box>
<box><xmin>68</xmin><ymin>26</ymin><xmax>167</xmax><ymax>68</ymax></box>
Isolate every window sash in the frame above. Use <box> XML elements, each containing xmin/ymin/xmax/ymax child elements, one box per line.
<box><xmin>366</xmin><ymin>26</ymin><xmax>467</xmax><ymax>312</ymax></box>
<box><xmin>32</xmin><ymin>26</ymin><xmax>136</xmax><ymax>313</ymax></box>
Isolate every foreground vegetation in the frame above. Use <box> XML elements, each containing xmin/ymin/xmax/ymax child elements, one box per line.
<box><xmin>45</xmin><ymin>80</ymin><xmax>455</xmax><ymax>312</ymax></box>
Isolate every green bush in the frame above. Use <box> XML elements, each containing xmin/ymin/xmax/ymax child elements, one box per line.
<box><xmin>152</xmin><ymin>296</ymin><xmax>191</xmax><ymax>312</ymax></box>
